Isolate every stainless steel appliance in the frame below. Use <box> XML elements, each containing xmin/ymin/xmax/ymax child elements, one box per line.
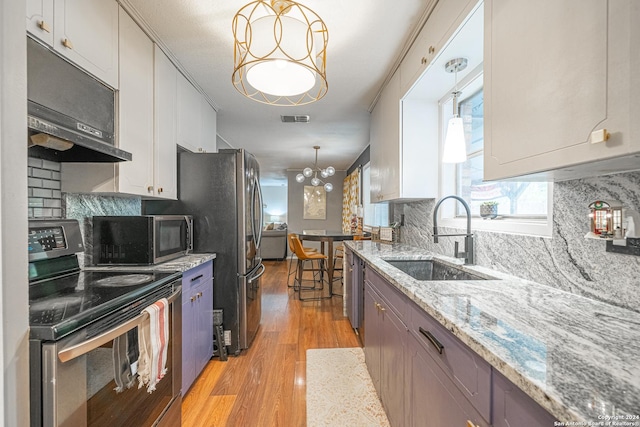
<box><xmin>93</xmin><ymin>215</ymin><xmax>193</xmax><ymax>265</ymax></box>
<box><xmin>145</xmin><ymin>149</ymin><xmax>265</xmax><ymax>355</ymax></box>
<box><xmin>28</xmin><ymin>219</ymin><xmax>182</xmax><ymax>427</ymax></box>
<box><xmin>26</xmin><ymin>37</ymin><xmax>132</xmax><ymax>163</ymax></box>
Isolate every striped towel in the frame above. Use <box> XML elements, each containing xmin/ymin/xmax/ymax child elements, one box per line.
<box><xmin>113</xmin><ymin>328</ymin><xmax>139</xmax><ymax>392</ymax></box>
<box><xmin>137</xmin><ymin>298</ymin><xmax>169</xmax><ymax>393</ymax></box>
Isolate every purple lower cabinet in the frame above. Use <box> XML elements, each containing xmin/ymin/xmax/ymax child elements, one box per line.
<box><xmin>364</xmin><ymin>283</ymin><xmax>382</xmax><ymax>395</ymax></box>
<box><xmin>408</xmin><ymin>334</ymin><xmax>490</xmax><ymax>427</ymax></box>
<box><xmin>492</xmin><ymin>370</ymin><xmax>557</xmax><ymax>427</ymax></box>
<box><xmin>380</xmin><ymin>299</ymin><xmax>407</xmax><ymax>427</ymax></box>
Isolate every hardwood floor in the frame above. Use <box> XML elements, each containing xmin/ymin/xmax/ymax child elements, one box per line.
<box><xmin>181</xmin><ymin>260</ymin><xmax>361</xmax><ymax>427</ymax></box>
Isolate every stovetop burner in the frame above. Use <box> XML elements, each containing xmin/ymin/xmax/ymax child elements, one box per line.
<box><xmin>92</xmin><ymin>273</ymin><xmax>154</xmax><ymax>287</ymax></box>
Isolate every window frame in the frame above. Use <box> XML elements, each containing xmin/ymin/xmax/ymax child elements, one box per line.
<box><xmin>438</xmin><ymin>69</ymin><xmax>554</xmax><ymax>237</ymax></box>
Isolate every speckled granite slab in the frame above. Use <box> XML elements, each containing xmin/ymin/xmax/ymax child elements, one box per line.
<box><xmin>85</xmin><ymin>253</ymin><xmax>216</xmax><ymax>273</ymax></box>
<box><xmin>307</xmin><ymin>348</ymin><xmax>390</xmax><ymax>427</ymax></box>
<box><xmin>346</xmin><ymin>241</ymin><xmax>640</xmax><ymax>423</ymax></box>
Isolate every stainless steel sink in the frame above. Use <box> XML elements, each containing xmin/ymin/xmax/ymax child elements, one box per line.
<box><xmin>383</xmin><ymin>259</ymin><xmax>495</xmax><ymax>281</ymax></box>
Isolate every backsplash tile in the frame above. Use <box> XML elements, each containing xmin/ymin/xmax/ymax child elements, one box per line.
<box><xmin>394</xmin><ymin>171</ymin><xmax>640</xmax><ymax>312</ymax></box>
<box><xmin>27</xmin><ymin>156</ymin><xmax>62</xmax><ymax>219</ymax></box>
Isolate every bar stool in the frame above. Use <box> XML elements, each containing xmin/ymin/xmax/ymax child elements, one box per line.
<box><xmin>287</xmin><ymin>233</ymin><xmax>318</xmax><ymax>287</ymax></box>
<box><xmin>289</xmin><ymin>234</ymin><xmax>331</xmax><ymax>301</ymax></box>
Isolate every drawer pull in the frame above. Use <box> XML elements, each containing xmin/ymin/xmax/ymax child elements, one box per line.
<box><xmin>419</xmin><ymin>327</ymin><xmax>443</xmax><ymax>354</ymax></box>
<box><xmin>466</xmin><ymin>421</ymin><xmax>479</xmax><ymax>427</ymax></box>
<box><xmin>190</xmin><ymin>274</ymin><xmax>204</xmax><ymax>282</ymax></box>
<box><xmin>62</xmin><ymin>38</ymin><xmax>74</xmax><ymax>50</ymax></box>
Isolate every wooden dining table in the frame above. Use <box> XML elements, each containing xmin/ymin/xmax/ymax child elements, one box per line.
<box><xmin>298</xmin><ymin>230</ymin><xmax>359</xmax><ymax>296</ymax></box>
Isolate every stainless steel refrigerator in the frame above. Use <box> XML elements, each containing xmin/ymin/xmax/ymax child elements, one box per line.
<box><xmin>145</xmin><ymin>149</ymin><xmax>264</xmax><ymax>355</ymax></box>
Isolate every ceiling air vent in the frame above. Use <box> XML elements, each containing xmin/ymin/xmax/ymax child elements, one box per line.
<box><xmin>280</xmin><ymin>115</ymin><xmax>310</xmax><ymax>123</ymax></box>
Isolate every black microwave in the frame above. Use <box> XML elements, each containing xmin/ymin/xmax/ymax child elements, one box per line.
<box><xmin>92</xmin><ymin>215</ymin><xmax>193</xmax><ymax>265</ymax></box>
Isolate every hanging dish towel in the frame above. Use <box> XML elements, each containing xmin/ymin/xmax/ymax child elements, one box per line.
<box><xmin>113</xmin><ymin>328</ymin><xmax>139</xmax><ymax>392</ymax></box>
<box><xmin>137</xmin><ymin>298</ymin><xmax>169</xmax><ymax>393</ymax></box>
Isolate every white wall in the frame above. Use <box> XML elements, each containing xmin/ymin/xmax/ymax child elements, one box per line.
<box><xmin>1</xmin><ymin>0</ymin><xmax>30</xmax><ymax>424</ymax></box>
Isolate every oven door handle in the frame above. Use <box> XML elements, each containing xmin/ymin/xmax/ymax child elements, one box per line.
<box><xmin>57</xmin><ymin>288</ymin><xmax>181</xmax><ymax>363</ymax></box>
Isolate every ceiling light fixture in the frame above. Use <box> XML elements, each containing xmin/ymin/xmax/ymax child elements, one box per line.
<box><xmin>442</xmin><ymin>57</ymin><xmax>468</xmax><ymax>164</ymax></box>
<box><xmin>232</xmin><ymin>0</ymin><xmax>328</xmax><ymax>106</ymax></box>
<box><xmin>295</xmin><ymin>145</ymin><xmax>335</xmax><ymax>192</ymax></box>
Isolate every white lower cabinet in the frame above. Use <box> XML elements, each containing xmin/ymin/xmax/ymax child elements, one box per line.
<box><xmin>484</xmin><ymin>0</ymin><xmax>640</xmax><ymax>181</ymax></box>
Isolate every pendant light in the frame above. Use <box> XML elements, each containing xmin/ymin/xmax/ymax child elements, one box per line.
<box><xmin>295</xmin><ymin>146</ymin><xmax>335</xmax><ymax>192</ymax></box>
<box><xmin>232</xmin><ymin>0</ymin><xmax>328</xmax><ymax>106</ymax></box>
<box><xmin>442</xmin><ymin>58</ymin><xmax>468</xmax><ymax>164</ymax></box>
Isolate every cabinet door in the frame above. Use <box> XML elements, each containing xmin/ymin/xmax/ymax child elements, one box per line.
<box><xmin>195</xmin><ymin>278</ymin><xmax>214</xmax><ymax>374</ymax></box>
<box><xmin>117</xmin><ymin>7</ymin><xmax>154</xmax><ymax>196</ymax></box>
<box><xmin>154</xmin><ymin>46</ymin><xmax>178</xmax><ymax>200</ymax></box>
<box><xmin>363</xmin><ymin>283</ymin><xmax>381</xmax><ymax>394</ymax></box>
<box><xmin>492</xmin><ymin>370</ymin><xmax>557</xmax><ymax>427</ymax></box>
<box><xmin>177</xmin><ymin>73</ymin><xmax>202</xmax><ymax>153</ymax></box>
<box><xmin>200</xmin><ymin>97</ymin><xmax>217</xmax><ymax>153</ymax></box>
<box><xmin>484</xmin><ymin>0</ymin><xmax>639</xmax><ymax>180</ymax></box>
<box><xmin>182</xmin><ymin>294</ymin><xmax>196</xmax><ymax>394</ymax></box>
<box><xmin>400</xmin><ymin>0</ymin><xmax>477</xmax><ymax>95</ymax></box>
<box><xmin>380</xmin><ymin>303</ymin><xmax>407</xmax><ymax>427</ymax></box>
<box><xmin>370</xmin><ymin>70</ymin><xmax>400</xmax><ymax>202</ymax></box>
<box><xmin>27</xmin><ymin>0</ymin><xmax>54</xmax><ymax>46</ymax></box>
<box><xmin>408</xmin><ymin>335</ymin><xmax>489</xmax><ymax>427</ymax></box>
<box><xmin>53</xmin><ymin>0</ymin><xmax>119</xmax><ymax>88</ymax></box>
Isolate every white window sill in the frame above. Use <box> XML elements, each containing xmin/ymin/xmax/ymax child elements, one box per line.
<box><xmin>438</xmin><ymin>216</ymin><xmax>553</xmax><ymax>238</ymax></box>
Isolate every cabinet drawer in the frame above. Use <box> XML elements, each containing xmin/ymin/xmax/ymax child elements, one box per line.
<box><xmin>182</xmin><ymin>260</ymin><xmax>213</xmax><ymax>292</ymax></box>
<box><xmin>364</xmin><ymin>267</ymin><xmax>406</xmax><ymax>321</ymax></box>
<box><xmin>409</xmin><ymin>301</ymin><xmax>491</xmax><ymax>421</ymax></box>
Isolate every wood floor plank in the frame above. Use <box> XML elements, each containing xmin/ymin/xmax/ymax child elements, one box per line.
<box><xmin>182</xmin><ymin>260</ymin><xmax>359</xmax><ymax>427</ymax></box>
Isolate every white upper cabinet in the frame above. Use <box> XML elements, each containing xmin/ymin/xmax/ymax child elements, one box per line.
<box><xmin>117</xmin><ymin>7</ymin><xmax>154</xmax><ymax>196</ymax></box>
<box><xmin>154</xmin><ymin>45</ymin><xmax>178</xmax><ymax>199</ymax></box>
<box><xmin>484</xmin><ymin>0</ymin><xmax>640</xmax><ymax>181</ymax></box>
<box><xmin>369</xmin><ymin>71</ymin><xmax>401</xmax><ymax>202</ymax></box>
<box><xmin>27</xmin><ymin>0</ymin><xmax>54</xmax><ymax>46</ymax></box>
<box><xmin>33</xmin><ymin>0</ymin><xmax>120</xmax><ymax>88</ymax></box>
<box><xmin>400</xmin><ymin>0</ymin><xmax>479</xmax><ymax>96</ymax></box>
<box><xmin>177</xmin><ymin>73</ymin><xmax>202</xmax><ymax>153</ymax></box>
<box><xmin>200</xmin><ymin>97</ymin><xmax>217</xmax><ymax>153</ymax></box>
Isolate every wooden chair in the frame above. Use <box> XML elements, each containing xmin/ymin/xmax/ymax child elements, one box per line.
<box><xmin>289</xmin><ymin>234</ymin><xmax>330</xmax><ymax>301</ymax></box>
<box><xmin>287</xmin><ymin>233</ymin><xmax>318</xmax><ymax>288</ymax></box>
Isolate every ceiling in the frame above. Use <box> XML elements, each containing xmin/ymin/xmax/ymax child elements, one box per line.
<box><xmin>121</xmin><ymin>0</ymin><xmax>432</xmax><ymax>185</ymax></box>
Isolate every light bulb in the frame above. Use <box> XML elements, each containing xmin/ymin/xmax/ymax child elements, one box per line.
<box><xmin>295</xmin><ymin>173</ymin><xmax>305</xmax><ymax>183</ymax></box>
<box><xmin>324</xmin><ymin>182</ymin><xmax>333</xmax><ymax>192</ymax></box>
<box><xmin>303</xmin><ymin>167</ymin><xmax>313</xmax><ymax>177</ymax></box>
<box><xmin>321</xmin><ymin>169</ymin><xmax>328</xmax><ymax>178</ymax></box>
<box><xmin>326</xmin><ymin>166</ymin><xmax>335</xmax><ymax>176</ymax></box>
<box><xmin>442</xmin><ymin>117</ymin><xmax>467</xmax><ymax>163</ymax></box>
<box><xmin>311</xmin><ymin>177</ymin><xmax>320</xmax><ymax>186</ymax></box>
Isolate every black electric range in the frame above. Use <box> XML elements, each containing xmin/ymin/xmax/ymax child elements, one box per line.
<box><xmin>28</xmin><ymin>219</ymin><xmax>181</xmax><ymax>341</ymax></box>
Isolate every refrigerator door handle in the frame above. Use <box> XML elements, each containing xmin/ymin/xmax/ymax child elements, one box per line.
<box><xmin>255</xmin><ymin>177</ymin><xmax>264</xmax><ymax>248</ymax></box>
<box><xmin>247</xmin><ymin>263</ymin><xmax>265</xmax><ymax>284</ymax></box>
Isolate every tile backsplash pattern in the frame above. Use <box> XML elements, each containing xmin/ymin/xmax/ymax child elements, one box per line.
<box><xmin>394</xmin><ymin>171</ymin><xmax>640</xmax><ymax>313</ymax></box>
<box><xmin>28</xmin><ymin>157</ymin><xmax>62</xmax><ymax>218</ymax></box>
<box><xmin>64</xmin><ymin>194</ymin><xmax>141</xmax><ymax>267</ymax></box>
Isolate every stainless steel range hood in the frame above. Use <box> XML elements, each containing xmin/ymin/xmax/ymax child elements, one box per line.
<box><xmin>27</xmin><ymin>37</ymin><xmax>132</xmax><ymax>163</ymax></box>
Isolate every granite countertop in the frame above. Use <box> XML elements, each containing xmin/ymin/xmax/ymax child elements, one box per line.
<box><xmin>85</xmin><ymin>253</ymin><xmax>216</xmax><ymax>273</ymax></box>
<box><xmin>345</xmin><ymin>241</ymin><xmax>640</xmax><ymax>423</ymax></box>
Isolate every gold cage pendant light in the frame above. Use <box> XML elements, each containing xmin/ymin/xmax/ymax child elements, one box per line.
<box><xmin>232</xmin><ymin>0</ymin><xmax>328</xmax><ymax>106</ymax></box>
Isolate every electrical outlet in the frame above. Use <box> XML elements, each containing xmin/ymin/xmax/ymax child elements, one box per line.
<box><xmin>224</xmin><ymin>330</ymin><xmax>231</xmax><ymax>346</ymax></box>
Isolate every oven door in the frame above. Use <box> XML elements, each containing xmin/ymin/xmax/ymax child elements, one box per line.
<box><xmin>38</xmin><ymin>291</ymin><xmax>181</xmax><ymax>427</ymax></box>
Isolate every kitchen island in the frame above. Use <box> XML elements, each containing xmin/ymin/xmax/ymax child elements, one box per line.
<box><xmin>346</xmin><ymin>240</ymin><xmax>640</xmax><ymax>424</ymax></box>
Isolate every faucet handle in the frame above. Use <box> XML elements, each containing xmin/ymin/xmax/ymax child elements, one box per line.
<box><xmin>454</xmin><ymin>241</ymin><xmax>467</xmax><ymax>260</ymax></box>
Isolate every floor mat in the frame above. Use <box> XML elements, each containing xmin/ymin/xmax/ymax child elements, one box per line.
<box><xmin>306</xmin><ymin>347</ymin><xmax>390</xmax><ymax>427</ymax></box>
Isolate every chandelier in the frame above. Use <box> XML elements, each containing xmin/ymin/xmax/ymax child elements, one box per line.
<box><xmin>296</xmin><ymin>146</ymin><xmax>335</xmax><ymax>192</ymax></box>
<box><xmin>232</xmin><ymin>0</ymin><xmax>329</xmax><ymax>106</ymax></box>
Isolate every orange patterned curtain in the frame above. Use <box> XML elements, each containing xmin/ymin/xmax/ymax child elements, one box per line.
<box><xmin>341</xmin><ymin>168</ymin><xmax>361</xmax><ymax>233</ymax></box>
